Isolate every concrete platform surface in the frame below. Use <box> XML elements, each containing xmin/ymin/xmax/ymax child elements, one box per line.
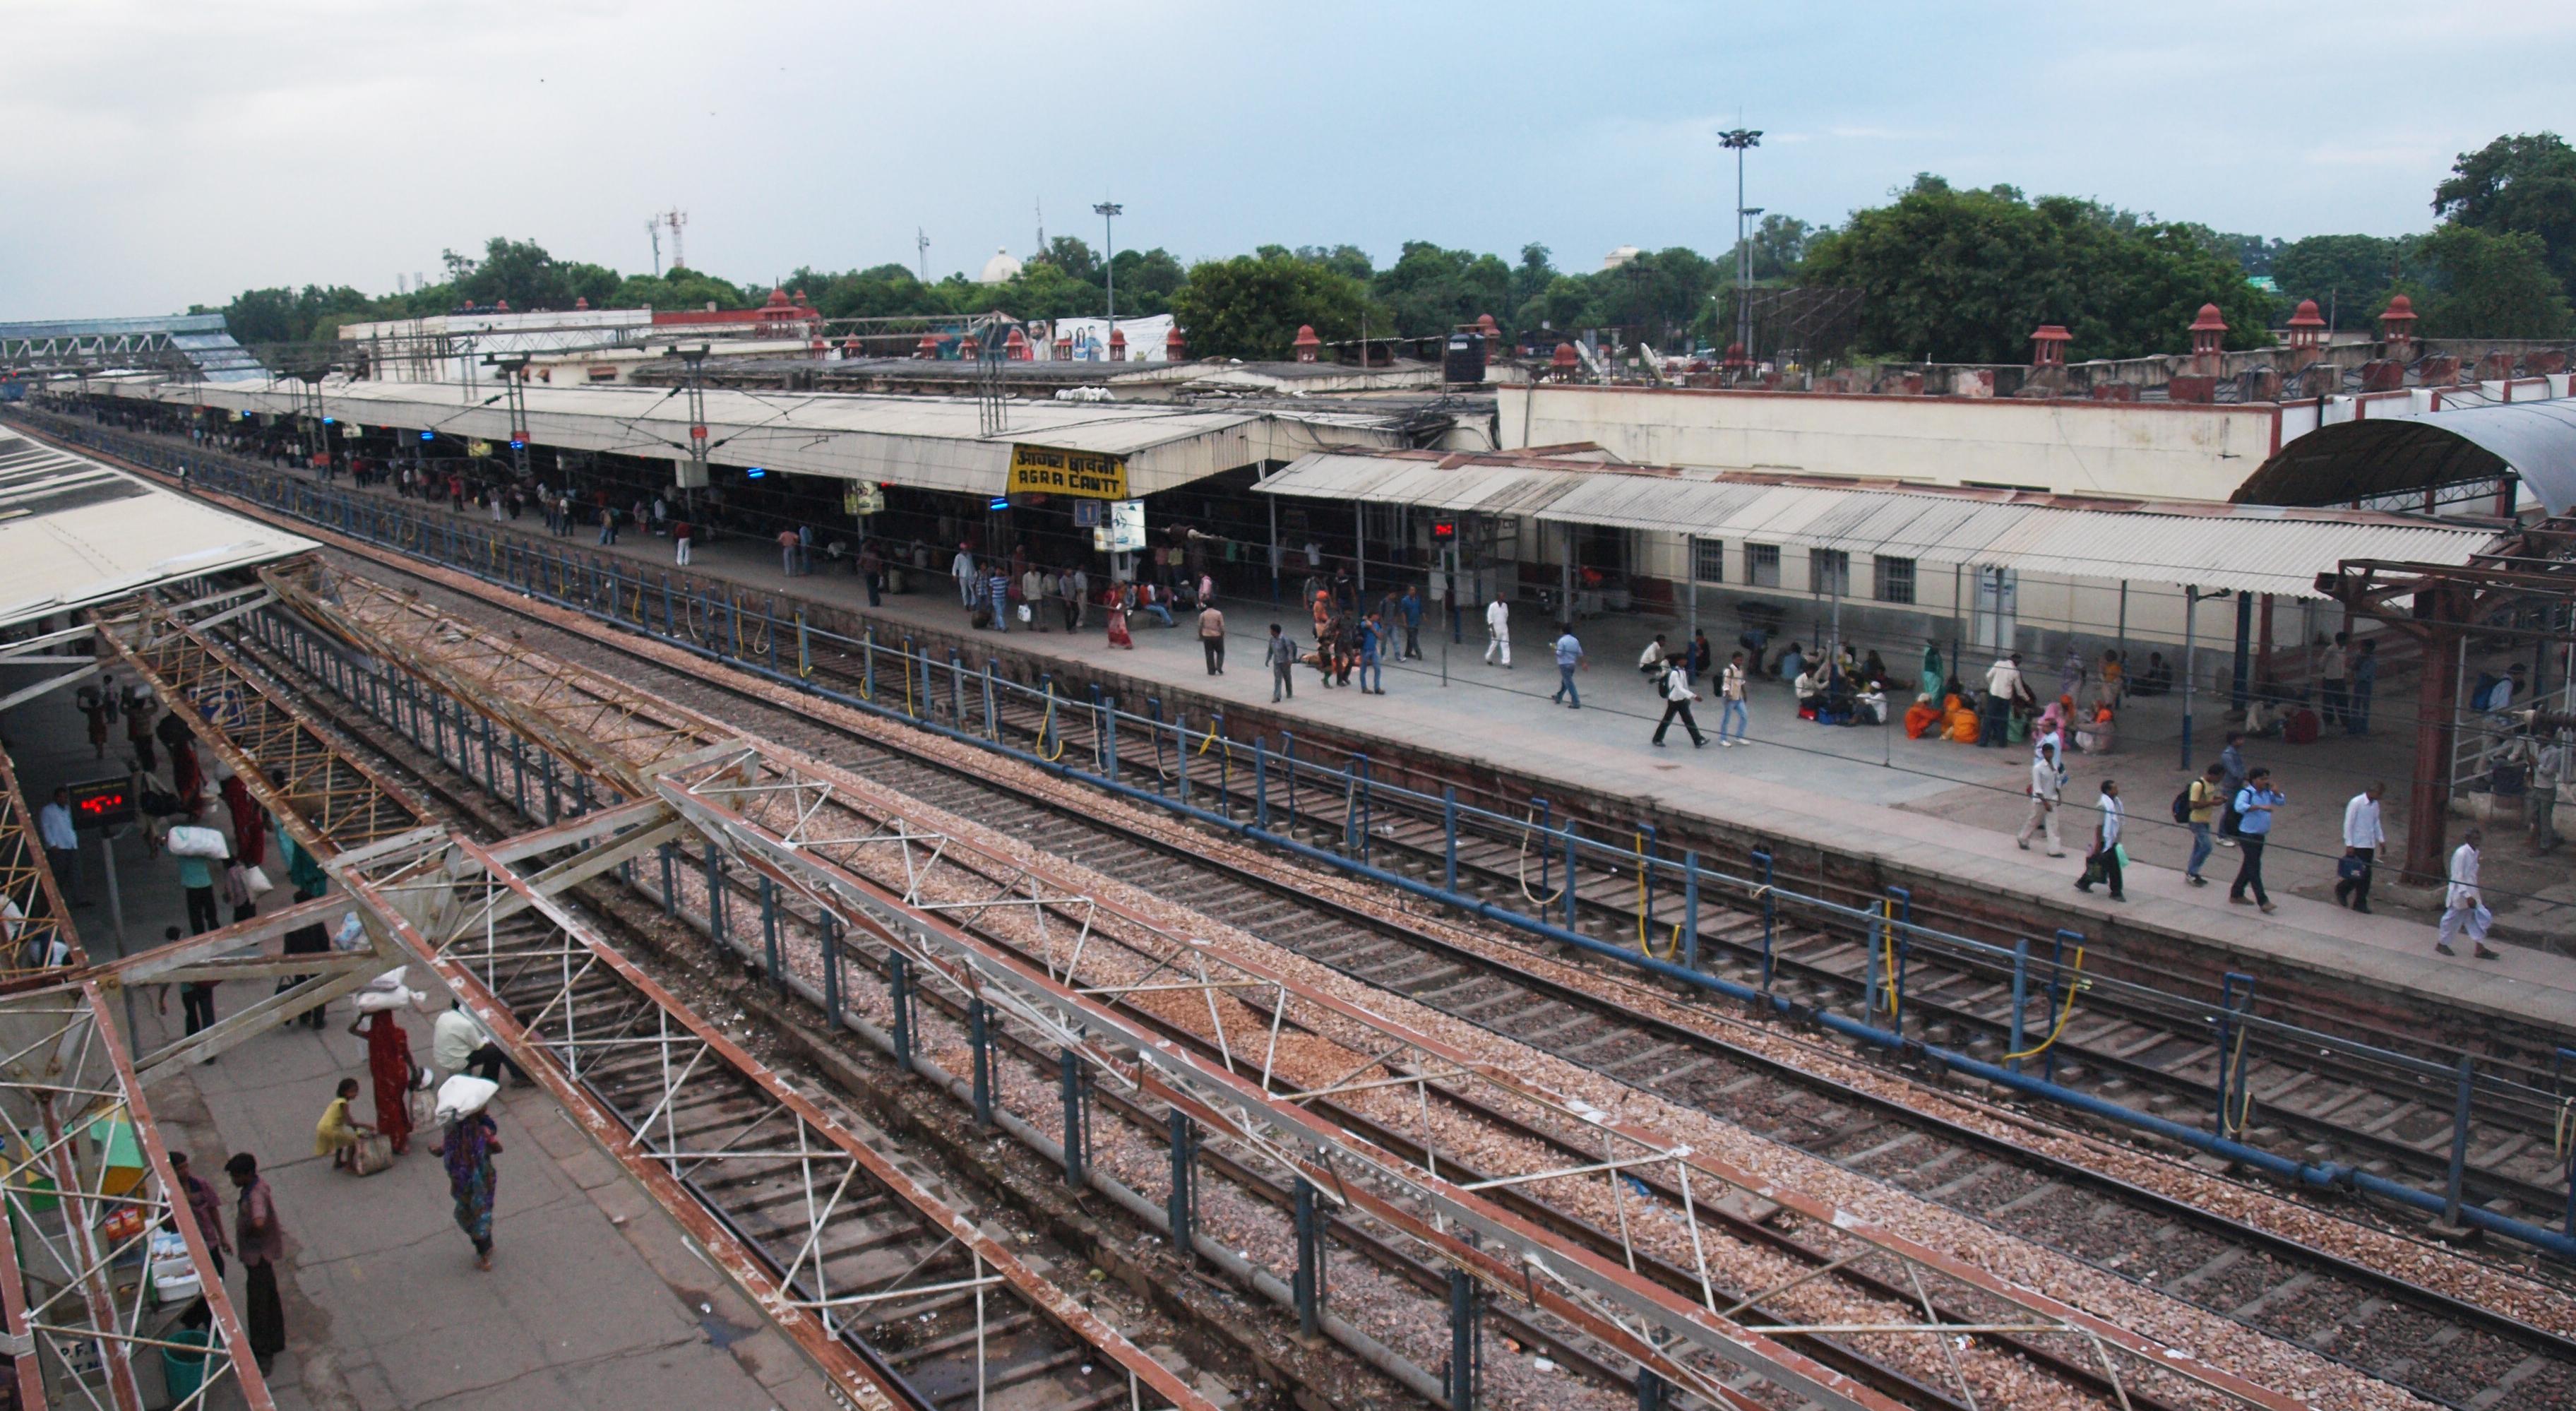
<box><xmin>251</xmin><ymin>487</ymin><xmax>2576</xmax><ymax>1039</ymax></box>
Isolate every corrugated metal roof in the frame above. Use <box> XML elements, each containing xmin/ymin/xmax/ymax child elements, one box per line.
<box><xmin>1256</xmin><ymin>451</ymin><xmax>2497</xmax><ymax>600</ymax></box>
<box><xmin>0</xmin><ymin>428</ymin><xmax>315</xmax><ymax>629</ymax></box>
<box><xmin>101</xmin><ymin>376</ymin><xmax>1406</xmax><ymax>497</ymax></box>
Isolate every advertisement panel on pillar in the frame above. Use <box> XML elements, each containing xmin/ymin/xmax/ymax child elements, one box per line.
<box><xmin>1093</xmin><ymin>499</ymin><xmax>1145</xmax><ymax>553</ymax></box>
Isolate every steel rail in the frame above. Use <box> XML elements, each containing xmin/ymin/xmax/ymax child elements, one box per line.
<box><xmin>268</xmin><ymin>559</ymin><xmax>2312</xmax><ymax>1411</ymax></box>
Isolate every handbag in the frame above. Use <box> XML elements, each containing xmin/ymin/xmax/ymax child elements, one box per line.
<box><xmin>350</xmin><ymin>1131</ymin><xmax>394</xmax><ymax>1177</ymax></box>
<box><xmin>242</xmin><ymin>865</ymin><xmax>275</xmax><ymax>896</ymax></box>
<box><xmin>2337</xmin><ymin>854</ymin><xmax>2368</xmax><ymax>881</ymax></box>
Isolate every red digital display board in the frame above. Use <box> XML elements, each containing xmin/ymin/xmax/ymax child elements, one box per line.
<box><xmin>66</xmin><ymin>778</ymin><xmax>133</xmax><ymax>830</ymax></box>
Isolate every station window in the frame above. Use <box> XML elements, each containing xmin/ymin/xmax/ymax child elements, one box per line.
<box><xmin>1874</xmin><ymin>554</ymin><xmax>1916</xmax><ymax>605</ymax></box>
<box><xmin>1808</xmin><ymin>548</ymin><xmax>1850</xmax><ymax>597</ymax></box>
<box><xmin>1746</xmin><ymin>542</ymin><xmax>1782</xmax><ymax>588</ymax></box>
<box><xmin>1691</xmin><ymin>538</ymin><xmax>1725</xmax><ymax>584</ymax></box>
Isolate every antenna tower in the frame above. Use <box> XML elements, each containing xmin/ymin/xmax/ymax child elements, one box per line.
<box><xmin>915</xmin><ymin>227</ymin><xmax>932</xmax><ymax>282</ymax></box>
<box><xmin>663</xmin><ymin>208</ymin><xmax>689</xmax><ymax>270</ymax></box>
<box><xmin>645</xmin><ymin>218</ymin><xmax>663</xmax><ymax>277</ymax></box>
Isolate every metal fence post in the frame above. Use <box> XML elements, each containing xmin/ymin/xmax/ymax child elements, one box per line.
<box><xmin>1753</xmin><ymin>848</ymin><xmax>1776</xmax><ymax>991</ymax></box>
<box><xmin>1681</xmin><ymin>851</ymin><xmax>1700</xmax><ymax>971</ymax></box>
<box><xmin>705</xmin><ymin>850</ymin><xmax>727</xmax><ymax>949</ymax></box>
<box><xmin>759</xmin><ymin>876</ymin><xmax>782</xmax><ymax>988</ymax></box>
<box><xmin>1293</xmin><ymin>1177</ymin><xmax>1322</xmax><ymax>1338</ymax></box>
<box><xmin>820</xmin><ymin>914</ymin><xmax>842</xmax><ymax>1028</ymax></box>
<box><xmin>1059</xmin><ymin>1049</ymin><xmax>1085</xmax><ymax>1186</ymax></box>
<box><xmin>889</xmin><ymin>954</ymin><xmax>914</xmax><ymax>1073</ymax></box>
<box><xmin>1443</xmin><ymin>787</ymin><xmax>1459</xmax><ymax>893</ymax></box>
<box><xmin>1254</xmin><ymin>737</ymin><xmax>1270</xmax><ymax>831</ymax></box>
<box><xmin>1561</xmin><ymin>820</ymin><xmax>1579</xmax><ymax>931</ymax></box>
<box><xmin>2445</xmin><ymin>1055</ymin><xmax>2474</xmax><ymax>1228</ymax></box>
<box><xmin>2008</xmin><ymin>939</ymin><xmax>2031</xmax><ymax>1073</ymax></box>
<box><xmin>1447</xmin><ymin>1266</ymin><xmax>1479</xmax><ymax>1411</ymax></box>
<box><xmin>1167</xmin><ymin>1107</ymin><xmax>1196</xmax><ymax>1258</ymax></box>
<box><xmin>970</xmin><ymin>1001</ymin><xmax>994</xmax><ymax>1129</ymax></box>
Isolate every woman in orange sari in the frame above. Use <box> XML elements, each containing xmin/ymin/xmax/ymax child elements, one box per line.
<box><xmin>1104</xmin><ymin>585</ymin><xmax>1134</xmax><ymax>649</ymax></box>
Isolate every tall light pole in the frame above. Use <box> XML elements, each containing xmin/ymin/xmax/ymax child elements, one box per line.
<box><xmin>1719</xmin><ymin>127</ymin><xmax>1762</xmax><ymax>362</ymax></box>
<box><xmin>1094</xmin><ymin>200</ymin><xmax>1122</xmax><ymax>359</ymax></box>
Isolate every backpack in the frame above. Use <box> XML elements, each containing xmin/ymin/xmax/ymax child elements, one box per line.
<box><xmin>2170</xmin><ymin>785</ymin><xmax>2194</xmax><ymax>825</ymax></box>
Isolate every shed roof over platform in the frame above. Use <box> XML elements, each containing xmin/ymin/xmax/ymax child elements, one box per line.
<box><xmin>1257</xmin><ymin>448</ymin><xmax>2499</xmax><ymax>600</ymax></box>
<box><xmin>90</xmin><ymin>374</ymin><xmax>1410</xmax><ymax>498</ymax></box>
<box><xmin>2232</xmin><ymin>398</ymin><xmax>2576</xmax><ymax>513</ymax></box>
<box><xmin>0</xmin><ymin>425</ymin><xmax>314</xmax><ymax>628</ymax></box>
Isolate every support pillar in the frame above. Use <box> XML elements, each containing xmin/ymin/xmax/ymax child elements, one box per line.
<box><xmin>1059</xmin><ymin>1048</ymin><xmax>1086</xmax><ymax>1186</ymax></box>
<box><xmin>2404</xmin><ymin>610</ymin><xmax>2467</xmax><ymax>883</ymax></box>
<box><xmin>1447</xmin><ymin>1266</ymin><xmax>1480</xmax><ymax>1411</ymax></box>
<box><xmin>968</xmin><ymin>999</ymin><xmax>994</xmax><ymax>1128</ymax></box>
<box><xmin>1166</xmin><ymin>1107</ymin><xmax>1197</xmax><ymax>1258</ymax></box>
<box><xmin>1292</xmin><ymin>1177</ymin><xmax>1324</xmax><ymax>1338</ymax></box>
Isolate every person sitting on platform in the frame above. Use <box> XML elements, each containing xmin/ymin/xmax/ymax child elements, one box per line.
<box><xmin>2075</xmin><ymin>700</ymin><xmax>2116</xmax><ymax>754</ymax></box>
<box><xmin>1792</xmin><ymin>664</ymin><xmax>1824</xmax><ymax>718</ymax></box>
<box><xmin>2131</xmin><ymin>652</ymin><xmax>2173</xmax><ymax>697</ymax></box>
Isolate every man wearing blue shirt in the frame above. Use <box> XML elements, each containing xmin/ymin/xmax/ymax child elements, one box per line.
<box><xmin>1357</xmin><ymin>614</ymin><xmax>1388</xmax><ymax>694</ymax></box>
<box><xmin>1398</xmin><ymin>586</ymin><xmax>1424</xmax><ymax>660</ymax></box>
<box><xmin>1551</xmin><ymin>629</ymin><xmax>1586</xmax><ymax>709</ymax></box>
<box><xmin>2229</xmin><ymin>767</ymin><xmax>2283</xmax><ymax>913</ymax></box>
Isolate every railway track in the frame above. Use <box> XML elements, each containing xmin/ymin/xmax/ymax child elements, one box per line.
<box><xmin>40</xmin><ymin>410</ymin><xmax>2570</xmax><ymax>1251</ymax></box>
<box><xmin>32</xmin><ymin>412</ymin><xmax>2576</xmax><ymax>1409</ymax></box>
<box><xmin>220</xmin><ymin>553</ymin><xmax>2565</xmax><ymax>1411</ymax></box>
<box><xmin>227</xmin><ymin>565</ymin><xmax>2355</xmax><ymax>1411</ymax></box>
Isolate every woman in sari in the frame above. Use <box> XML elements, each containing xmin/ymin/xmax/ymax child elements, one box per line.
<box><xmin>432</xmin><ymin>1107</ymin><xmax>503</xmax><ymax>1270</ymax></box>
<box><xmin>347</xmin><ymin>1009</ymin><xmax>416</xmax><ymax>1155</ymax></box>
<box><xmin>1104</xmin><ymin>586</ymin><xmax>1133</xmax><ymax>649</ymax></box>
<box><xmin>220</xmin><ymin>770</ymin><xmax>266</xmax><ymax>869</ymax></box>
<box><xmin>1918</xmin><ymin>642</ymin><xmax>1944</xmax><ymax>703</ymax></box>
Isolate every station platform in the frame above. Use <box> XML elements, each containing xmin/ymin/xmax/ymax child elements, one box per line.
<box><xmin>1</xmin><ymin>674</ymin><xmax>840</xmax><ymax>1410</ymax></box>
<box><xmin>166</xmin><ymin>460</ymin><xmax>2573</xmax><ymax>1044</ymax></box>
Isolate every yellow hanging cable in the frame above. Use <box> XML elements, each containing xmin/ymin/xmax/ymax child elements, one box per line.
<box><xmin>1037</xmin><ymin>689</ymin><xmax>1066</xmax><ymax>761</ymax></box>
<box><xmin>2221</xmin><ymin>1022</ymin><xmax>2258</xmax><ymax>1137</ymax></box>
<box><xmin>1634</xmin><ymin>831</ymin><xmax>1680</xmax><ymax>959</ymax></box>
<box><xmin>795</xmin><ymin>614</ymin><xmax>811</xmax><ymax>679</ymax></box>
<box><xmin>1518</xmin><ymin>808</ymin><xmax>1568</xmax><ymax>905</ymax></box>
<box><xmin>1198</xmin><ymin>724</ymin><xmax>1222</xmax><ymax>756</ymax></box>
<box><xmin>2000</xmin><ymin>946</ymin><xmax>2087</xmax><ymax>1061</ymax></box>
<box><xmin>2553</xmin><ymin>1095</ymin><xmax>2573</xmax><ymax>1162</ymax></box>
<box><xmin>1878</xmin><ymin>898</ymin><xmax>1902</xmax><ymax>1018</ymax></box>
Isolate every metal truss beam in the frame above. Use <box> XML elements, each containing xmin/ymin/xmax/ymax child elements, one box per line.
<box><xmin>0</xmin><ymin>982</ymin><xmax>273</xmax><ymax>1411</ymax></box>
<box><xmin>100</xmin><ymin>582</ymin><xmax>1213</xmax><ymax>1411</ymax></box>
<box><xmin>0</xmin><ymin>749</ymin><xmax>82</xmax><ymax>990</ymax></box>
<box><xmin>264</xmin><ymin>561</ymin><xmax>2310</xmax><ymax>1411</ymax></box>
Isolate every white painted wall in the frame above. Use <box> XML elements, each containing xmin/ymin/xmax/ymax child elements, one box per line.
<box><xmin>1500</xmin><ymin>384</ymin><xmax>2280</xmax><ymax>501</ymax></box>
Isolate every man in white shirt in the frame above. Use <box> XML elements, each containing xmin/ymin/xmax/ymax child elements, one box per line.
<box><xmin>1981</xmin><ymin>652</ymin><xmax>2025</xmax><ymax>749</ymax></box>
<box><xmin>432</xmin><ymin>1000</ymin><xmax>528</xmax><ymax>1084</ymax></box>
<box><xmin>1650</xmin><ymin>655</ymin><xmax>1706</xmax><ymax>748</ymax></box>
<box><xmin>1635</xmin><ymin>634</ymin><xmax>1669</xmax><ymax>683</ymax></box>
<box><xmin>950</xmin><ymin>544</ymin><xmax>978</xmax><ymax>607</ymax></box>
<box><xmin>2435</xmin><ymin>828</ymin><xmax>2500</xmax><ymax>959</ymax></box>
<box><xmin>2016</xmin><ymin>743</ymin><xmax>2065</xmax><ymax>857</ymax></box>
<box><xmin>2334</xmin><ymin>782</ymin><xmax>2385</xmax><ymax>912</ymax></box>
<box><xmin>2531</xmin><ymin>731</ymin><xmax>2566</xmax><ymax>854</ymax></box>
<box><xmin>1717</xmin><ymin>651</ymin><xmax>1751</xmax><ymax>746</ymax></box>
<box><xmin>1482</xmin><ymin>593</ymin><xmax>1511</xmax><ymax>668</ymax></box>
<box><xmin>37</xmin><ymin>786</ymin><xmax>80</xmax><ymax>906</ymax></box>
<box><xmin>2075</xmin><ymin>778</ymin><xmax>2125</xmax><ymax>900</ymax></box>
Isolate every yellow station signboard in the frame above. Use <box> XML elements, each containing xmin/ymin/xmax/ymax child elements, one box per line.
<box><xmin>1005</xmin><ymin>444</ymin><xmax>1128</xmax><ymax>499</ymax></box>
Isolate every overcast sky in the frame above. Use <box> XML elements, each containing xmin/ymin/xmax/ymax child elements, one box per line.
<box><xmin>4</xmin><ymin>1</ymin><xmax>2569</xmax><ymax>321</ymax></box>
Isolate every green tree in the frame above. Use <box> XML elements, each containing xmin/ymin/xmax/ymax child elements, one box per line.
<box><xmin>1371</xmin><ymin>241</ymin><xmax>1513</xmax><ymax>336</ymax></box>
<box><xmin>2270</xmin><ymin>234</ymin><xmax>2411</xmax><ymax>328</ymax></box>
<box><xmin>442</xmin><ymin>237</ymin><xmax>621</xmax><ymax>311</ymax></box>
<box><xmin>612</xmin><ymin>268</ymin><xmax>753</xmax><ymax>314</ymax></box>
<box><xmin>2434</xmin><ymin>132</ymin><xmax>2576</xmax><ymax>299</ymax></box>
<box><xmin>1799</xmin><ymin>176</ymin><xmax>2273</xmax><ymax>362</ymax></box>
<box><xmin>1169</xmin><ymin>251</ymin><xmax>1383</xmax><ymax>360</ymax></box>
<box><xmin>1105</xmin><ymin>247</ymin><xmax>1185</xmax><ymax>316</ymax></box>
<box><xmin>2409</xmin><ymin>225</ymin><xmax>2574</xmax><ymax>338</ymax></box>
<box><xmin>1295</xmin><ymin>244</ymin><xmax>1376</xmax><ymax>282</ymax></box>
<box><xmin>2213</xmin><ymin>232</ymin><xmax>2285</xmax><ymax>278</ymax></box>
<box><xmin>1507</xmin><ymin>244</ymin><xmax>1557</xmax><ymax>317</ymax></box>
<box><xmin>1719</xmin><ymin>214</ymin><xmax>1815</xmax><ymax>284</ymax></box>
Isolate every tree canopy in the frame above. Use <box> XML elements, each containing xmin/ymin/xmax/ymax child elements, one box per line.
<box><xmin>2434</xmin><ymin>132</ymin><xmax>2576</xmax><ymax>302</ymax></box>
<box><xmin>1167</xmin><ymin>251</ymin><xmax>1382</xmax><ymax>360</ymax></box>
<box><xmin>1798</xmin><ymin>176</ymin><xmax>2274</xmax><ymax>362</ymax></box>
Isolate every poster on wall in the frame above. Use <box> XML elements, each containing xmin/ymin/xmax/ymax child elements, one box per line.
<box><xmin>1094</xmin><ymin>499</ymin><xmax>1145</xmax><ymax>553</ymax></box>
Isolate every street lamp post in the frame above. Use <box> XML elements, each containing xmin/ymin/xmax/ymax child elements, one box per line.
<box><xmin>1719</xmin><ymin>127</ymin><xmax>1762</xmax><ymax>362</ymax></box>
<box><xmin>1094</xmin><ymin>200</ymin><xmax>1123</xmax><ymax>359</ymax></box>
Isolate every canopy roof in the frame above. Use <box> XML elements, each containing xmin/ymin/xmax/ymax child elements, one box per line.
<box><xmin>0</xmin><ymin>426</ymin><xmax>314</xmax><ymax>629</ymax></box>
<box><xmin>1257</xmin><ymin>449</ymin><xmax>2499</xmax><ymax>600</ymax></box>
<box><xmin>93</xmin><ymin>375</ymin><xmax>1407</xmax><ymax>498</ymax></box>
<box><xmin>2232</xmin><ymin>399</ymin><xmax>2576</xmax><ymax>513</ymax></box>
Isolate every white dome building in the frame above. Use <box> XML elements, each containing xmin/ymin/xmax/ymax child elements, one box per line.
<box><xmin>977</xmin><ymin>248</ymin><xmax>1024</xmax><ymax>285</ymax></box>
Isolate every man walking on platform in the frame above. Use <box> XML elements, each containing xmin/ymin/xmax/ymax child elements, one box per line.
<box><xmin>1981</xmin><ymin>653</ymin><xmax>2023</xmax><ymax>748</ymax></box>
<box><xmin>1399</xmin><ymin>585</ymin><xmax>1424</xmax><ymax>660</ymax></box>
<box><xmin>1198</xmin><ymin>602</ymin><xmax>1227</xmax><ymax>675</ymax></box>
<box><xmin>1551</xmin><ymin>627</ymin><xmax>1585</xmax><ymax>708</ymax></box>
<box><xmin>2336</xmin><ymin>782</ymin><xmax>2385</xmax><ymax>911</ymax></box>
<box><xmin>2437</xmin><ymin>827</ymin><xmax>2501</xmax><ymax>958</ymax></box>
<box><xmin>1265</xmin><ymin>624</ymin><xmax>1297</xmax><ymax>703</ymax></box>
<box><xmin>2075</xmin><ymin>778</ymin><xmax>2125</xmax><ymax>900</ymax></box>
<box><xmin>2017</xmin><ymin>742</ymin><xmax>2065</xmax><ymax>857</ymax></box>
<box><xmin>2229</xmin><ymin>767</ymin><xmax>2283</xmax><ymax>913</ymax></box>
<box><xmin>1650</xmin><ymin>655</ymin><xmax>1707</xmax><ymax>748</ymax></box>
<box><xmin>39</xmin><ymin>787</ymin><xmax>80</xmax><ymax>906</ymax></box>
<box><xmin>1483</xmin><ymin>592</ymin><xmax>1511</xmax><ymax>668</ymax></box>
<box><xmin>952</xmin><ymin>544</ymin><xmax>977</xmax><ymax>607</ymax></box>
<box><xmin>1718</xmin><ymin>650</ymin><xmax>1750</xmax><ymax>745</ymax></box>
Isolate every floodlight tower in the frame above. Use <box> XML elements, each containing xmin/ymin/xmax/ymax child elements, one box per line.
<box><xmin>1719</xmin><ymin>126</ymin><xmax>1763</xmax><ymax>362</ymax></box>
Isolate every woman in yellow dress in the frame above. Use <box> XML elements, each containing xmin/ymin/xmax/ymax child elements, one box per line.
<box><xmin>314</xmin><ymin>1077</ymin><xmax>367</xmax><ymax>1171</ymax></box>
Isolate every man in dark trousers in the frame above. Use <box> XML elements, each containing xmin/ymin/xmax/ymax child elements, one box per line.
<box><xmin>1650</xmin><ymin>654</ymin><xmax>1707</xmax><ymax>748</ymax></box>
<box><xmin>225</xmin><ymin>1153</ymin><xmax>287</xmax><ymax>1376</ymax></box>
<box><xmin>1198</xmin><ymin>602</ymin><xmax>1227</xmax><ymax>675</ymax></box>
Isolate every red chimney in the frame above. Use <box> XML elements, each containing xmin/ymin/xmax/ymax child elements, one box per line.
<box><xmin>1166</xmin><ymin>325</ymin><xmax>1188</xmax><ymax>362</ymax></box>
<box><xmin>2379</xmin><ymin>294</ymin><xmax>2417</xmax><ymax>355</ymax></box>
<box><xmin>1107</xmin><ymin>326</ymin><xmax>1127</xmax><ymax>362</ymax></box>
<box><xmin>1293</xmin><ymin>325</ymin><xmax>1322</xmax><ymax>363</ymax></box>
<box><xmin>2286</xmin><ymin>299</ymin><xmax>2325</xmax><ymax>349</ymax></box>
<box><xmin>573</xmin><ymin>295</ymin><xmax>590</xmax><ymax>310</ymax></box>
<box><xmin>1052</xmin><ymin>327</ymin><xmax>1073</xmax><ymax>361</ymax></box>
<box><xmin>841</xmin><ymin>335</ymin><xmax>863</xmax><ymax>359</ymax></box>
<box><xmin>2029</xmin><ymin>323</ymin><xmax>2071</xmax><ymax>369</ymax></box>
<box><xmin>1551</xmin><ymin>342</ymin><xmax>1579</xmax><ymax>381</ymax></box>
<box><xmin>914</xmin><ymin>331</ymin><xmax>939</xmax><ymax>359</ymax></box>
<box><xmin>494</xmin><ymin>299</ymin><xmax>511</xmax><ymax>312</ymax></box>
<box><xmin>959</xmin><ymin>334</ymin><xmax>981</xmax><ymax>360</ymax></box>
<box><xmin>2188</xmin><ymin>302</ymin><xmax>2228</xmax><ymax>372</ymax></box>
<box><xmin>1004</xmin><ymin>327</ymin><xmax>1030</xmax><ymax>361</ymax></box>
